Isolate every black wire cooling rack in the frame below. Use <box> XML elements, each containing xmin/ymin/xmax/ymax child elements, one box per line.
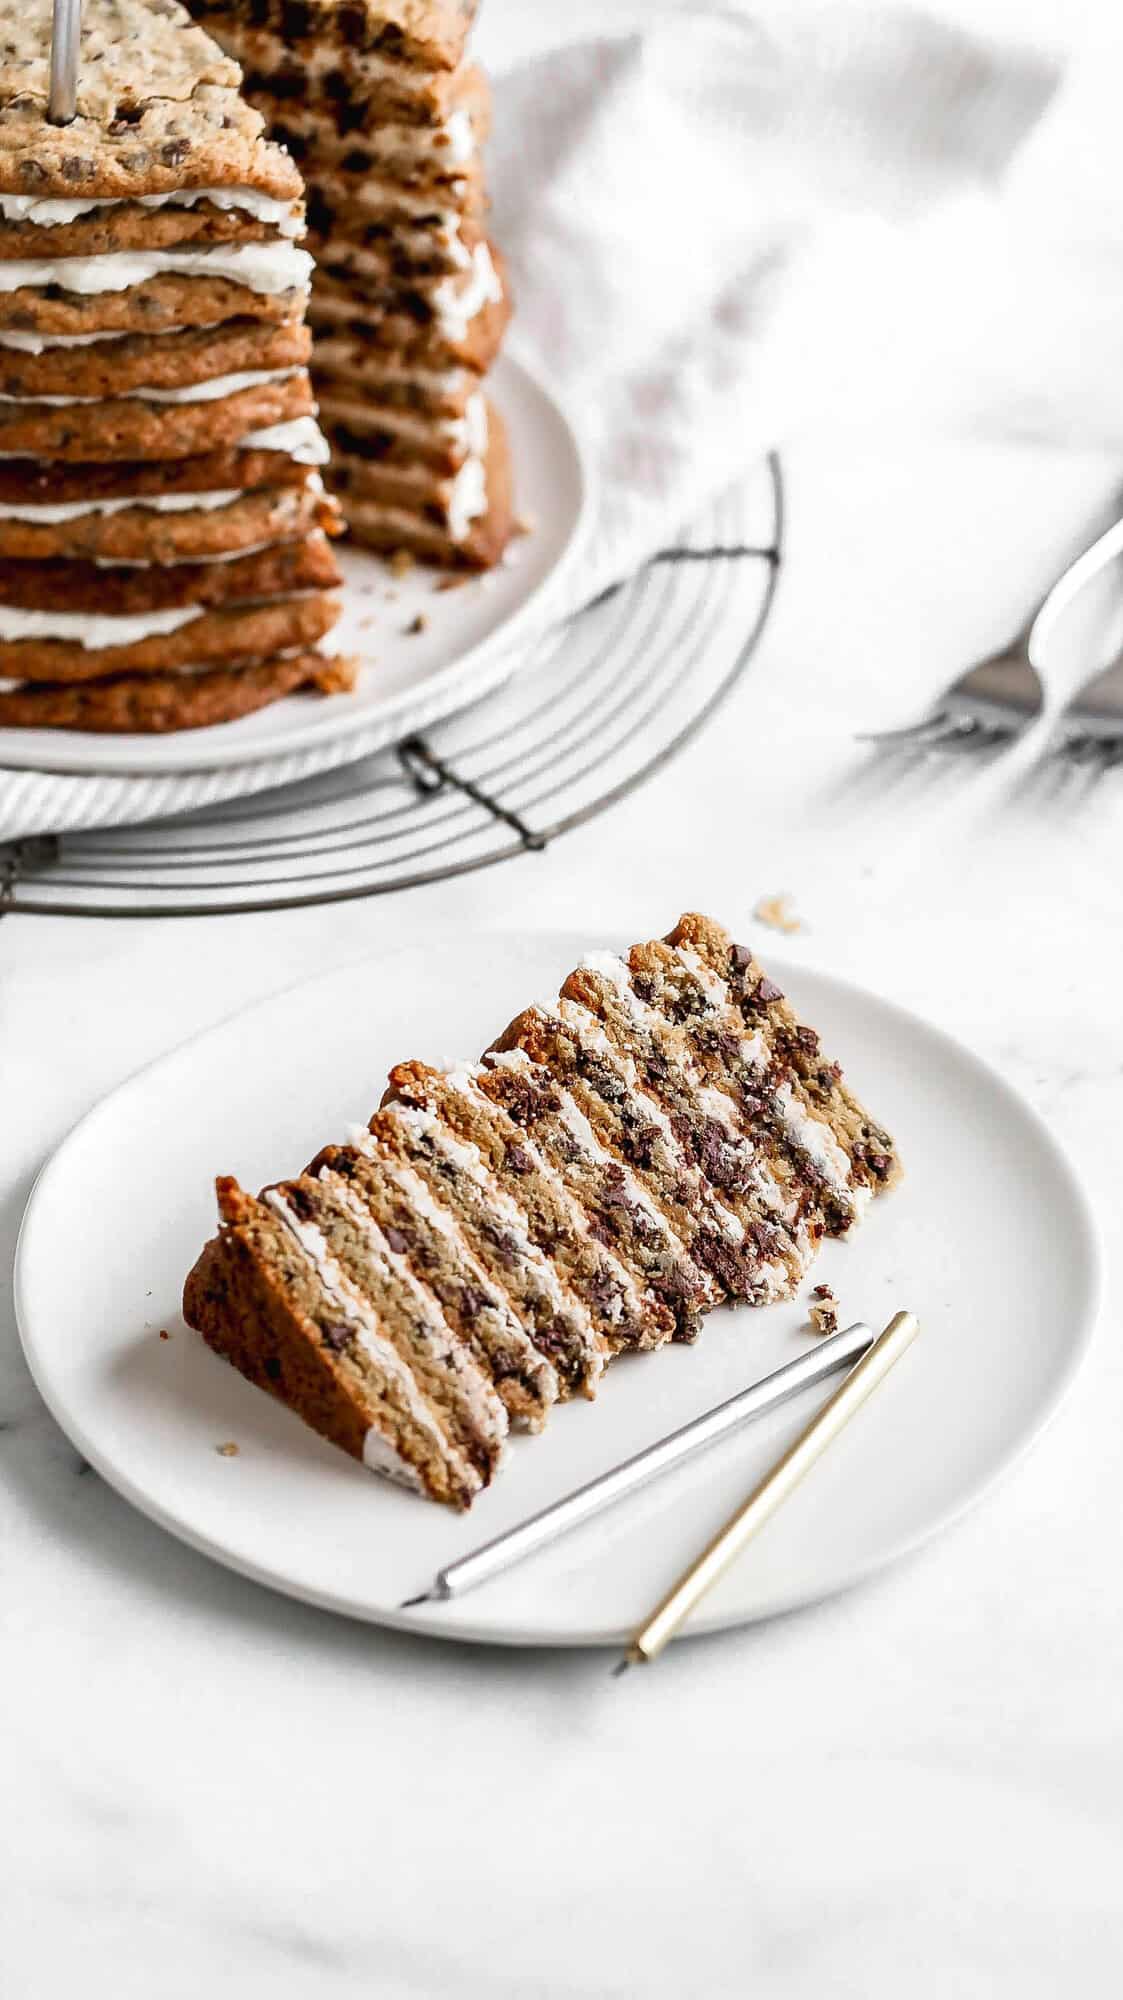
<box><xmin>0</xmin><ymin>456</ymin><xmax>782</xmax><ymax>919</ymax></box>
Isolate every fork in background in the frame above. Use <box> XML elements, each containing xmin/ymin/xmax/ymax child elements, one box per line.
<box><xmin>1048</xmin><ymin>651</ymin><xmax>1123</xmax><ymax>770</ymax></box>
<box><xmin>858</xmin><ymin>514</ymin><xmax>1123</xmax><ymax>756</ymax></box>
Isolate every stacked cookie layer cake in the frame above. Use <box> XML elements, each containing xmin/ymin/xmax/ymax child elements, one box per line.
<box><xmin>0</xmin><ymin>0</ymin><xmax>345</xmax><ymax>733</ymax></box>
<box><xmin>189</xmin><ymin>0</ymin><xmax>514</xmax><ymax>568</ymax></box>
<box><xmin>185</xmin><ymin>914</ymin><xmax>902</xmax><ymax>1509</ymax></box>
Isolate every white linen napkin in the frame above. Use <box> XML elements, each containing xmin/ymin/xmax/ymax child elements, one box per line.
<box><xmin>0</xmin><ymin>6</ymin><xmax>1062</xmax><ymax>840</ymax></box>
<box><xmin>488</xmin><ymin>4</ymin><xmax>1057</xmax><ymax>605</ymax></box>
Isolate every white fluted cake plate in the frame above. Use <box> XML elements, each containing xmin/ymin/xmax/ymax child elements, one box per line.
<box><xmin>0</xmin><ymin>350</ymin><xmax>587</xmax><ymax>777</ymax></box>
<box><xmin>15</xmin><ymin>932</ymin><xmax>1101</xmax><ymax>1649</ymax></box>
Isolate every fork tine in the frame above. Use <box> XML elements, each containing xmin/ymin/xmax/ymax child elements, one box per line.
<box><xmin>855</xmin><ymin>711</ymin><xmax>951</xmax><ymax>747</ymax></box>
<box><xmin>954</xmin><ymin>721</ymin><xmax>1012</xmax><ymax>753</ymax></box>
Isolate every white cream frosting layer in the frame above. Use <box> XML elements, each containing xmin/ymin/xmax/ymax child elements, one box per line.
<box><xmin>0</xmin><ymin>602</ymin><xmax>201</xmax><ymax>646</ymax></box>
<box><xmin>0</xmin><ymin>473</ymin><xmax>323</xmax><ymax>531</ymax></box>
<box><xmin>241</xmin><ymin>417</ymin><xmax>329</xmax><ymax>465</ymax></box>
<box><xmin>0</xmin><ymin>322</ymin><xmax>229</xmax><ymax>353</ymax></box>
<box><xmin>447</xmin><ymin>456</ymin><xmax>486</xmax><ymax>543</ymax></box>
<box><xmin>434</xmin><ymin>241</ymin><xmax>501</xmax><ymax>341</ymax></box>
<box><xmin>0</xmin><ymin>187</ymin><xmax>302</xmax><ymax>236</ymax></box>
<box><xmin>0</xmin><ymin>488</ymin><xmax>244</xmax><ymax>524</ymax></box>
<box><xmin>0</xmin><ymin>366</ymin><xmax>300</xmax><ymax>408</ymax></box>
<box><xmin>0</xmin><ymin>241</ymin><xmax>313</xmax><ymax>297</ymax></box>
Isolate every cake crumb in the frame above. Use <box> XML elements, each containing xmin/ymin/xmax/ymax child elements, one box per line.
<box><xmin>215</xmin><ymin>1441</ymin><xmax>240</xmax><ymax>1458</ymax></box>
<box><xmin>158</xmin><ymin>1329</ymin><xmax>170</xmax><ymax>1341</ymax></box>
<box><xmin>313</xmin><ymin>655</ymin><xmax>360</xmax><ymax>695</ymax></box>
<box><xmin>754</xmin><ymin>892</ymin><xmax>802</xmax><ymax>935</ymax></box>
<box><xmin>807</xmin><ymin>1283</ymin><xmax>840</xmax><ymax>1336</ymax></box>
<box><xmin>388</xmin><ymin>549</ymin><xmax>415</xmax><ymax>578</ymax></box>
<box><xmin>404</xmin><ymin>613</ymin><xmax>428</xmax><ymax>636</ymax></box>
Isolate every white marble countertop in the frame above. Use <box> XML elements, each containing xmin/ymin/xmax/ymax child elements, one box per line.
<box><xmin>4</xmin><ymin>3</ymin><xmax>1123</xmax><ymax>1991</ymax></box>
<box><xmin>3</xmin><ymin>432</ymin><xmax>1122</xmax><ymax>1996</ymax></box>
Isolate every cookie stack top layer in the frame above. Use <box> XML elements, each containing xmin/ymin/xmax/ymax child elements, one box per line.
<box><xmin>0</xmin><ymin>0</ymin><xmax>299</xmax><ymax>196</ymax></box>
<box><xmin>0</xmin><ymin>0</ymin><xmax>348</xmax><ymax>735</ymax></box>
<box><xmin>191</xmin><ymin>0</ymin><xmax>514</xmax><ymax>570</ymax></box>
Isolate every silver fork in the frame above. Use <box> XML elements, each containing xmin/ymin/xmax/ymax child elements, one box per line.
<box><xmin>858</xmin><ymin>513</ymin><xmax>1123</xmax><ymax>753</ymax></box>
<box><xmin>1049</xmin><ymin>651</ymin><xmax>1123</xmax><ymax>768</ymax></box>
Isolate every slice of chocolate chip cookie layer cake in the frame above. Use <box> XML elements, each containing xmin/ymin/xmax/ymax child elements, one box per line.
<box><xmin>184</xmin><ymin>913</ymin><xmax>900</xmax><ymax>1507</ymax></box>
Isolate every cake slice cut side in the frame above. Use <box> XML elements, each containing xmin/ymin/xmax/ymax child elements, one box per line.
<box><xmin>503</xmin><ymin>980</ymin><xmax>807</xmax><ymax>1312</ymax></box>
<box><xmin>553</xmin><ymin>969</ymin><xmax>819</xmax><ymax>1301</ymax></box>
<box><xmin>661</xmin><ymin>913</ymin><xmax>903</xmax><ymax>1203</ymax></box>
<box><xmin>310</xmin><ymin>1139</ymin><xmax>559</xmax><ymax>1431</ymax></box>
<box><xmin>182</xmin><ymin>1177</ymin><xmax>481</xmax><ymax>1506</ymax></box>
<box><xmin>372</xmin><ymin>1100</ymin><xmax>606</xmax><ymax>1400</ymax></box>
<box><xmin>476</xmin><ymin>1049</ymin><xmax>711</xmax><ymax>1343</ymax></box>
<box><xmin>384</xmin><ymin>1061</ymin><xmax>676</xmax><ymax>1357</ymax></box>
<box><xmin>264</xmin><ymin>1174</ymin><xmax>508</xmax><ymax>1481</ymax></box>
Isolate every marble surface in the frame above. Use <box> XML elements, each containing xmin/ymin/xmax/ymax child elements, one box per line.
<box><xmin>3</xmin><ymin>434</ymin><xmax>1122</xmax><ymax>1996</ymax></box>
<box><xmin>4</xmin><ymin>4</ymin><xmax>1123</xmax><ymax>1990</ymax></box>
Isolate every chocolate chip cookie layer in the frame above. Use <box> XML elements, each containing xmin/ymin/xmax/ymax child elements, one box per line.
<box><xmin>0</xmin><ymin>0</ymin><xmax>344</xmax><ymax>733</ymax></box>
<box><xmin>188</xmin><ymin>0</ymin><xmax>515</xmax><ymax>566</ymax></box>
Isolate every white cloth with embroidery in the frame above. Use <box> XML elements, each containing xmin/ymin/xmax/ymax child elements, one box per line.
<box><xmin>0</xmin><ymin>5</ymin><xmax>1076</xmax><ymax>837</ymax></box>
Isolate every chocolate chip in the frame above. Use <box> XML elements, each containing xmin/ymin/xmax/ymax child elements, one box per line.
<box><xmin>756</xmin><ymin>977</ymin><xmax>783</xmax><ymax>1004</ymax></box>
<box><xmin>383</xmin><ymin>1226</ymin><xmax>408</xmax><ymax>1254</ymax></box>
<box><xmin>459</xmin><ymin>1286</ymin><xmax>490</xmax><ymax>1321</ymax></box>
<box><xmin>320</xmin><ymin>1322</ymin><xmax>351</xmax><ymax>1353</ymax></box>
<box><xmin>61</xmin><ymin>156</ymin><xmax>94</xmax><ymax>182</ymax></box>
<box><xmin>17</xmin><ymin>159</ymin><xmax>47</xmax><ymax>185</ymax></box>
<box><xmin>632</xmin><ymin>975</ymin><xmax>656</xmax><ymax>1004</ymax></box>
<box><xmin>730</xmin><ymin>944</ymin><xmax>753</xmax><ymax>973</ymax></box>
<box><xmin>796</xmin><ymin>1025</ymin><xmax>820</xmax><ymax>1054</ymax></box>
<box><xmin>585</xmin><ymin>1265</ymin><xmax>624</xmax><ymax>1316</ymax></box>
<box><xmin>160</xmin><ymin>141</ymin><xmax>191</xmax><ymax>169</ymax></box>
<box><xmin>505</xmin><ymin>1144</ymin><xmax>535</xmax><ymax>1176</ymax></box>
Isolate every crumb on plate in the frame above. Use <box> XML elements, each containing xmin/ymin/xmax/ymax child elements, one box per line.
<box><xmin>807</xmin><ymin>1283</ymin><xmax>840</xmax><ymax>1336</ymax></box>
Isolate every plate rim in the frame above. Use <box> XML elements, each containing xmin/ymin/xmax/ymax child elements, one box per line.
<box><xmin>0</xmin><ymin>347</ymin><xmax>592</xmax><ymax>780</ymax></box>
<box><xmin>14</xmin><ymin>938</ymin><xmax>1104</xmax><ymax>1648</ymax></box>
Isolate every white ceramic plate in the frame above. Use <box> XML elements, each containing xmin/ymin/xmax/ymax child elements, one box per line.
<box><xmin>0</xmin><ymin>350</ymin><xmax>587</xmax><ymax>778</ymax></box>
<box><xmin>16</xmin><ymin>933</ymin><xmax>1101</xmax><ymax>1648</ymax></box>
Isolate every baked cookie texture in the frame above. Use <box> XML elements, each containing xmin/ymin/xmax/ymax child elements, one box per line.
<box><xmin>183</xmin><ymin>916</ymin><xmax>901</xmax><ymax>1508</ymax></box>
<box><xmin>190</xmin><ymin>0</ymin><xmax>514</xmax><ymax>568</ymax></box>
<box><xmin>0</xmin><ymin>0</ymin><xmax>344</xmax><ymax>733</ymax></box>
